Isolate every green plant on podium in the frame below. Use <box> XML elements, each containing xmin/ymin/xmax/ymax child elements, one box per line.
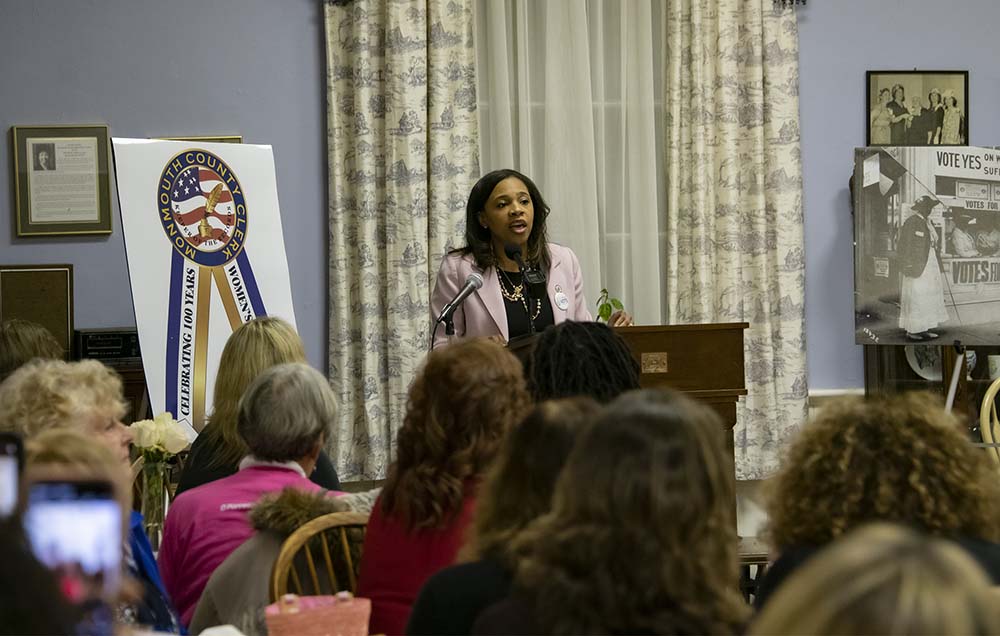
<box><xmin>596</xmin><ymin>288</ymin><xmax>624</xmax><ymax>323</ymax></box>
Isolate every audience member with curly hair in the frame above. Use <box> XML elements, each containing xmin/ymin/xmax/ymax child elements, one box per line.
<box><xmin>526</xmin><ymin>320</ymin><xmax>640</xmax><ymax>403</ymax></box>
<box><xmin>407</xmin><ymin>397</ymin><xmax>598</xmax><ymax>635</ymax></box>
<box><xmin>357</xmin><ymin>339</ymin><xmax>531</xmax><ymax>636</ymax></box>
<box><xmin>750</xmin><ymin>524</ymin><xmax>1000</xmax><ymax>635</ymax></box>
<box><xmin>0</xmin><ymin>359</ymin><xmax>131</xmax><ymax>461</ymax></box>
<box><xmin>0</xmin><ymin>318</ymin><xmax>63</xmax><ymax>383</ymax></box>
<box><xmin>755</xmin><ymin>392</ymin><xmax>1000</xmax><ymax>609</ymax></box>
<box><xmin>474</xmin><ymin>389</ymin><xmax>749</xmax><ymax>635</ymax></box>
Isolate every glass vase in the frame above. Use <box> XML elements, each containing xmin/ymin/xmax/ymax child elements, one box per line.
<box><xmin>140</xmin><ymin>460</ymin><xmax>169</xmax><ymax>551</ymax></box>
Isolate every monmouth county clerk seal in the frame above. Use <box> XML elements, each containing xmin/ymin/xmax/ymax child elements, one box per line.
<box><xmin>158</xmin><ymin>150</ymin><xmax>248</xmax><ymax>267</ymax></box>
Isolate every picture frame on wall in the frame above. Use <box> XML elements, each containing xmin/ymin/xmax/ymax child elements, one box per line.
<box><xmin>160</xmin><ymin>135</ymin><xmax>243</xmax><ymax>144</ymax></box>
<box><xmin>0</xmin><ymin>264</ymin><xmax>73</xmax><ymax>357</ymax></box>
<box><xmin>867</xmin><ymin>70</ymin><xmax>968</xmax><ymax>147</ymax></box>
<box><xmin>10</xmin><ymin>125</ymin><xmax>113</xmax><ymax>237</ymax></box>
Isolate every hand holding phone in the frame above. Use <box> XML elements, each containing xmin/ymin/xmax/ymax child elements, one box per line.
<box><xmin>0</xmin><ymin>432</ymin><xmax>23</xmax><ymax>519</ymax></box>
<box><xmin>24</xmin><ymin>479</ymin><xmax>123</xmax><ymax>604</ymax></box>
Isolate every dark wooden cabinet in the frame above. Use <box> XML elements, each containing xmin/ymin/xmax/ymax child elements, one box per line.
<box><xmin>73</xmin><ymin>328</ymin><xmax>149</xmax><ymax>425</ymax></box>
<box><xmin>864</xmin><ymin>344</ymin><xmax>1000</xmax><ymax>438</ymax></box>
<box><xmin>113</xmin><ymin>361</ymin><xmax>150</xmax><ymax>425</ymax></box>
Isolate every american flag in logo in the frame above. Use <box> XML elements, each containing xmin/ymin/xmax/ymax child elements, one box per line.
<box><xmin>170</xmin><ymin>167</ymin><xmax>235</xmax><ymax>250</ymax></box>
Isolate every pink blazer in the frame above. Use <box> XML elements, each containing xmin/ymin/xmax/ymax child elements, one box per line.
<box><xmin>430</xmin><ymin>243</ymin><xmax>592</xmax><ymax>347</ymax></box>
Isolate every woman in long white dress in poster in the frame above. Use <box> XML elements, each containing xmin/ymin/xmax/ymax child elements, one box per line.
<box><xmin>898</xmin><ymin>196</ymin><xmax>949</xmax><ymax>341</ymax></box>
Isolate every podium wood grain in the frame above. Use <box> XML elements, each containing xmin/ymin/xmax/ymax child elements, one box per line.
<box><xmin>615</xmin><ymin>323</ymin><xmax>748</xmax><ymax>524</ymax></box>
<box><xmin>613</xmin><ymin>323</ymin><xmax>749</xmax><ymax>467</ymax></box>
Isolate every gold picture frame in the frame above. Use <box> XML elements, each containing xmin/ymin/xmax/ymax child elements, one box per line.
<box><xmin>159</xmin><ymin>135</ymin><xmax>243</xmax><ymax>144</ymax></box>
<box><xmin>10</xmin><ymin>125</ymin><xmax>112</xmax><ymax>237</ymax></box>
<box><xmin>0</xmin><ymin>264</ymin><xmax>74</xmax><ymax>358</ymax></box>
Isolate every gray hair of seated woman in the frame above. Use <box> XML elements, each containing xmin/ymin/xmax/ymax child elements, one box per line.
<box><xmin>236</xmin><ymin>362</ymin><xmax>337</xmax><ymax>462</ymax></box>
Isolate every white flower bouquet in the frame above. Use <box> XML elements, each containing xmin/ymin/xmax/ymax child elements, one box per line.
<box><xmin>130</xmin><ymin>412</ymin><xmax>195</xmax><ymax>463</ymax></box>
<box><xmin>129</xmin><ymin>412</ymin><xmax>196</xmax><ymax>549</ymax></box>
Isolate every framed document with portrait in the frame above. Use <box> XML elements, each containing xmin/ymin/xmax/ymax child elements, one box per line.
<box><xmin>10</xmin><ymin>124</ymin><xmax>113</xmax><ymax>236</ymax></box>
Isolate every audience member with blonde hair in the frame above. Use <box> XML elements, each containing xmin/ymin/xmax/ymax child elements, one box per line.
<box><xmin>756</xmin><ymin>392</ymin><xmax>1000</xmax><ymax>608</ymax></box>
<box><xmin>474</xmin><ymin>389</ymin><xmax>749</xmax><ymax>635</ymax></box>
<box><xmin>24</xmin><ymin>429</ymin><xmax>131</xmax><ymax>542</ymax></box>
<box><xmin>0</xmin><ymin>431</ymin><xmax>105</xmax><ymax>634</ymax></box>
<box><xmin>0</xmin><ymin>318</ymin><xmax>62</xmax><ymax>383</ymax></box>
<box><xmin>750</xmin><ymin>524</ymin><xmax>1000</xmax><ymax>635</ymax></box>
<box><xmin>357</xmin><ymin>339</ymin><xmax>531</xmax><ymax>636</ymax></box>
<box><xmin>2</xmin><ymin>362</ymin><xmax>181</xmax><ymax>632</ymax></box>
<box><xmin>23</xmin><ymin>428</ymin><xmax>181</xmax><ymax>632</ymax></box>
<box><xmin>407</xmin><ymin>397</ymin><xmax>598</xmax><ymax>635</ymax></box>
<box><xmin>159</xmin><ymin>362</ymin><xmax>344</xmax><ymax>627</ymax></box>
<box><xmin>177</xmin><ymin>316</ymin><xmax>340</xmax><ymax>495</ymax></box>
<box><xmin>0</xmin><ymin>359</ymin><xmax>132</xmax><ymax>463</ymax></box>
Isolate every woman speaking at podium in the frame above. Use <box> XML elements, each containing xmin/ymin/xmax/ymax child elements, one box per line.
<box><xmin>430</xmin><ymin>169</ymin><xmax>630</xmax><ymax>348</ymax></box>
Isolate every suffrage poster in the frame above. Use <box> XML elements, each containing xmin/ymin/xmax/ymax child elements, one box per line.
<box><xmin>113</xmin><ymin>139</ymin><xmax>297</xmax><ymax>430</ymax></box>
<box><xmin>854</xmin><ymin>145</ymin><xmax>1000</xmax><ymax>346</ymax></box>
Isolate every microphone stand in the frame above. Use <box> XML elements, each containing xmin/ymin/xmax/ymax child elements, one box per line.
<box><xmin>430</xmin><ymin>273</ymin><xmax>484</xmax><ymax>351</ymax></box>
<box><xmin>505</xmin><ymin>244</ymin><xmax>537</xmax><ymax>336</ymax></box>
<box><xmin>430</xmin><ymin>304</ymin><xmax>458</xmax><ymax>351</ymax></box>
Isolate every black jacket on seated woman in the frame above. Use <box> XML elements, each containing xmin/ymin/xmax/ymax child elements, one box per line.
<box><xmin>754</xmin><ymin>536</ymin><xmax>1000</xmax><ymax>610</ymax></box>
<box><xmin>176</xmin><ymin>432</ymin><xmax>339</xmax><ymax>496</ymax></box>
<box><xmin>174</xmin><ymin>316</ymin><xmax>341</xmax><ymax>496</ymax></box>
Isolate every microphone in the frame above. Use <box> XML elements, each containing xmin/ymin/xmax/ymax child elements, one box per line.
<box><xmin>504</xmin><ymin>243</ymin><xmax>526</xmax><ymax>270</ymax></box>
<box><xmin>435</xmin><ymin>272</ymin><xmax>484</xmax><ymax>324</ymax></box>
<box><xmin>504</xmin><ymin>243</ymin><xmax>547</xmax><ymax>292</ymax></box>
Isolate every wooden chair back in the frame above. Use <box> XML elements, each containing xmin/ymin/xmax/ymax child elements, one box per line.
<box><xmin>270</xmin><ymin>511</ymin><xmax>369</xmax><ymax>603</ymax></box>
<box><xmin>979</xmin><ymin>376</ymin><xmax>1000</xmax><ymax>466</ymax></box>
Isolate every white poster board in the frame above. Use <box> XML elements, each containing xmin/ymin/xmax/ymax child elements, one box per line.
<box><xmin>113</xmin><ymin>139</ymin><xmax>297</xmax><ymax>430</ymax></box>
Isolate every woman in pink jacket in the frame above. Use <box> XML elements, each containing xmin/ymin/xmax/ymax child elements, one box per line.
<box><xmin>157</xmin><ymin>363</ymin><xmax>343</xmax><ymax>627</ymax></box>
<box><xmin>431</xmin><ymin>169</ymin><xmax>630</xmax><ymax>347</ymax></box>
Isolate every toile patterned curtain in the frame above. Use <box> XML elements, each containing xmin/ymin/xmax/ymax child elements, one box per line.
<box><xmin>324</xmin><ymin>0</ymin><xmax>478</xmax><ymax>480</ymax></box>
<box><xmin>664</xmin><ymin>0</ymin><xmax>807</xmax><ymax>480</ymax></box>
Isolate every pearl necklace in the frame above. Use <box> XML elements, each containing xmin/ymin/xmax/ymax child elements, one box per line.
<box><xmin>498</xmin><ymin>268</ymin><xmax>541</xmax><ymax>320</ymax></box>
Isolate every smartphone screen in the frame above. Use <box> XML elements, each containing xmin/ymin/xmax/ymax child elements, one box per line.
<box><xmin>24</xmin><ymin>480</ymin><xmax>122</xmax><ymax>605</ymax></box>
<box><xmin>0</xmin><ymin>433</ymin><xmax>23</xmax><ymax>518</ymax></box>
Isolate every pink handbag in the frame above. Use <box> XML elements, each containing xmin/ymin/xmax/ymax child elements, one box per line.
<box><xmin>265</xmin><ymin>592</ymin><xmax>371</xmax><ymax>636</ymax></box>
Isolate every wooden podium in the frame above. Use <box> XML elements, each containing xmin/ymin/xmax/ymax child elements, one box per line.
<box><xmin>613</xmin><ymin>323</ymin><xmax>749</xmax><ymax>458</ymax></box>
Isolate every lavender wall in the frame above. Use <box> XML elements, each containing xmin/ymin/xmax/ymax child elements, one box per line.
<box><xmin>798</xmin><ymin>0</ymin><xmax>1000</xmax><ymax>388</ymax></box>
<box><xmin>4</xmin><ymin>0</ymin><xmax>997</xmax><ymax>388</ymax></box>
<box><xmin>0</xmin><ymin>0</ymin><xmax>329</xmax><ymax>370</ymax></box>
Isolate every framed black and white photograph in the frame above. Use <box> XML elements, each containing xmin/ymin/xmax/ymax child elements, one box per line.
<box><xmin>867</xmin><ymin>70</ymin><xmax>968</xmax><ymax>147</ymax></box>
<box><xmin>32</xmin><ymin>143</ymin><xmax>56</xmax><ymax>171</ymax></box>
<box><xmin>11</xmin><ymin>124</ymin><xmax>113</xmax><ymax>237</ymax></box>
<box><xmin>853</xmin><ymin>145</ymin><xmax>1000</xmax><ymax>346</ymax></box>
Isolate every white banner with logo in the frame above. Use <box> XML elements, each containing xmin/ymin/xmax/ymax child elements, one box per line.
<box><xmin>113</xmin><ymin>139</ymin><xmax>297</xmax><ymax>430</ymax></box>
